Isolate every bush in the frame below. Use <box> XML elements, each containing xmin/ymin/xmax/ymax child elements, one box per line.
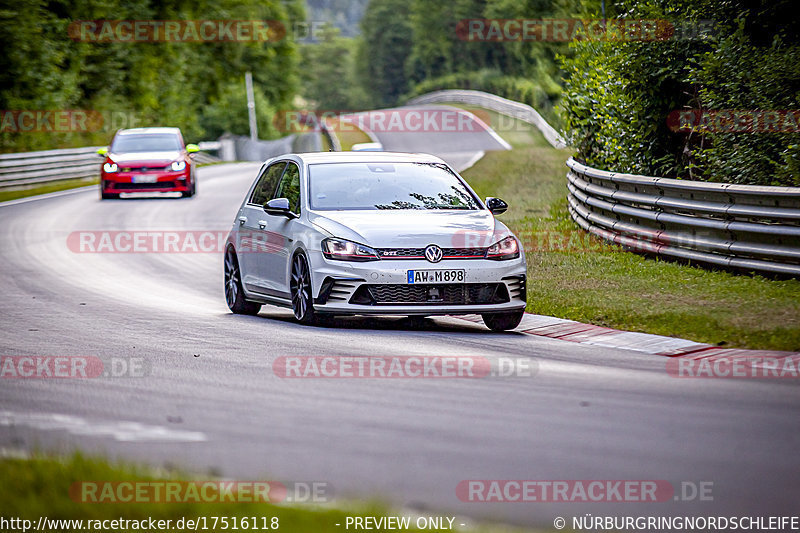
<box><xmin>559</xmin><ymin>0</ymin><xmax>800</xmax><ymax>186</ymax></box>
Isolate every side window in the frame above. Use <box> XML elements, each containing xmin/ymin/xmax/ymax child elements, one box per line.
<box><xmin>249</xmin><ymin>162</ymin><xmax>286</xmax><ymax>205</ymax></box>
<box><xmin>274</xmin><ymin>163</ymin><xmax>301</xmax><ymax>214</ymax></box>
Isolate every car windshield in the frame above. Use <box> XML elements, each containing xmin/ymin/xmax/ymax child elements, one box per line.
<box><xmin>111</xmin><ymin>134</ymin><xmax>182</xmax><ymax>153</ymax></box>
<box><xmin>309</xmin><ymin>162</ymin><xmax>481</xmax><ymax>210</ymax></box>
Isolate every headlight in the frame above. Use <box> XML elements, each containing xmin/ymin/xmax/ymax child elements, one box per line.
<box><xmin>171</xmin><ymin>160</ymin><xmax>187</xmax><ymax>171</ymax></box>
<box><xmin>485</xmin><ymin>236</ymin><xmax>520</xmax><ymax>260</ymax></box>
<box><xmin>321</xmin><ymin>238</ymin><xmax>379</xmax><ymax>262</ymax></box>
<box><xmin>103</xmin><ymin>162</ymin><xmax>118</xmax><ymax>173</ymax></box>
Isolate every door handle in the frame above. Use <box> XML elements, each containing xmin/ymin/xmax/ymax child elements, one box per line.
<box><xmin>238</xmin><ymin>216</ymin><xmax>247</xmax><ymax>226</ymax></box>
<box><xmin>258</xmin><ymin>220</ymin><xmax>267</xmax><ymax>229</ymax></box>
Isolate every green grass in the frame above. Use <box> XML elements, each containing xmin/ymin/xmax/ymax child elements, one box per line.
<box><xmin>0</xmin><ymin>454</ymin><xmax>544</xmax><ymax>533</ymax></box>
<box><xmin>0</xmin><ymin>177</ymin><xmax>98</xmax><ymax>203</ymax></box>
<box><xmin>0</xmin><ymin>454</ymin><xmax>386</xmax><ymax>533</ymax></box>
<box><xmin>328</xmin><ymin>117</ymin><xmax>372</xmax><ymax>151</ymax></box>
<box><xmin>458</xmin><ymin>106</ymin><xmax>800</xmax><ymax>351</ymax></box>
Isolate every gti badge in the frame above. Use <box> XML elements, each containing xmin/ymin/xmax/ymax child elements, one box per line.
<box><xmin>424</xmin><ymin>244</ymin><xmax>443</xmax><ymax>263</ymax></box>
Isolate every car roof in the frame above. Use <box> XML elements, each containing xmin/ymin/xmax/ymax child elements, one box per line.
<box><xmin>291</xmin><ymin>151</ymin><xmax>447</xmax><ymax>165</ymax></box>
<box><xmin>116</xmin><ymin>127</ymin><xmax>181</xmax><ymax>136</ymax></box>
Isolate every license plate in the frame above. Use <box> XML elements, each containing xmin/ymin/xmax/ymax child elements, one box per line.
<box><xmin>407</xmin><ymin>269</ymin><xmax>465</xmax><ymax>284</ymax></box>
<box><xmin>131</xmin><ymin>174</ymin><xmax>158</xmax><ymax>183</ymax></box>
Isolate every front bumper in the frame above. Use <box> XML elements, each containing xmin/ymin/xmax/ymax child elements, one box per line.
<box><xmin>308</xmin><ymin>251</ymin><xmax>527</xmax><ymax>315</ymax></box>
<box><xmin>101</xmin><ymin>170</ymin><xmax>191</xmax><ymax>193</ymax></box>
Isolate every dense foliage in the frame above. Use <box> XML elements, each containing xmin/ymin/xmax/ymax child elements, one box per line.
<box><xmin>559</xmin><ymin>0</ymin><xmax>800</xmax><ymax>185</ymax></box>
<box><xmin>0</xmin><ymin>0</ymin><xmax>304</xmax><ymax>152</ymax></box>
<box><xmin>357</xmin><ymin>0</ymin><xmax>571</xmax><ymax>114</ymax></box>
<box><xmin>298</xmin><ymin>26</ymin><xmax>370</xmax><ymax>110</ymax></box>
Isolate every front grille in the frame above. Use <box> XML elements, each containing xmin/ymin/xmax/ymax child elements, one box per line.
<box><xmin>349</xmin><ymin>283</ymin><xmax>509</xmax><ymax>306</ymax></box>
<box><xmin>376</xmin><ymin>247</ymin><xmax>487</xmax><ymax>259</ymax></box>
<box><xmin>113</xmin><ymin>181</ymin><xmax>175</xmax><ymax>190</ymax></box>
<box><xmin>121</xmin><ymin>165</ymin><xmax>171</xmax><ymax>172</ymax></box>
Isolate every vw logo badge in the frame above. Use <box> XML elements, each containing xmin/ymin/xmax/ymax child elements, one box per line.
<box><xmin>424</xmin><ymin>244</ymin><xmax>443</xmax><ymax>263</ymax></box>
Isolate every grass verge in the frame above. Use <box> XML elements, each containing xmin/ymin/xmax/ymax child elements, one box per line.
<box><xmin>0</xmin><ymin>177</ymin><xmax>98</xmax><ymax>203</ymax></box>
<box><xmin>327</xmin><ymin>117</ymin><xmax>373</xmax><ymax>151</ymax></box>
<box><xmin>0</xmin><ymin>454</ymin><xmax>541</xmax><ymax>533</ymax></box>
<box><xmin>458</xmin><ymin>105</ymin><xmax>800</xmax><ymax>351</ymax></box>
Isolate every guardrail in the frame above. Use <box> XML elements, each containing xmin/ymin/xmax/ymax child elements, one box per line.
<box><xmin>0</xmin><ymin>145</ymin><xmax>221</xmax><ymax>189</ymax></box>
<box><xmin>566</xmin><ymin>158</ymin><xmax>800</xmax><ymax>276</ymax></box>
<box><xmin>406</xmin><ymin>89</ymin><xmax>567</xmax><ymax>149</ymax></box>
<box><xmin>0</xmin><ymin>146</ymin><xmax>105</xmax><ymax>189</ymax></box>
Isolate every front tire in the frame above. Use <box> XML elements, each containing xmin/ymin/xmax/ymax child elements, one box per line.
<box><xmin>182</xmin><ymin>178</ymin><xmax>196</xmax><ymax>197</ymax></box>
<box><xmin>290</xmin><ymin>253</ymin><xmax>317</xmax><ymax>325</ymax></box>
<box><xmin>100</xmin><ymin>188</ymin><xmax>119</xmax><ymax>200</ymax></box>
<box><xmin>224</xmin><ymin>248</ymin><xmax>261</xmax><ymax>315</ymax></box>
<box><xmin>482</xmin><ymin>310</ymin><xmax>524</xmax><ymax>332</ymax></box>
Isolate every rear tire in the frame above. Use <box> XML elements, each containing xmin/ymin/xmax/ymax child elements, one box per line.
<box><xmin>224</xmin><ymin>248</ymin><xmax>261</xmax><ymax>315</ymax></box>
<box><xmin>482</xmin><ymin>310</ymin><xmax>524</xmax><ymax>332</ymax></box>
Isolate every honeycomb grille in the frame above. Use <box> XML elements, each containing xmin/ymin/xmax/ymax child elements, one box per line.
<box><xmin>349</xmin><ymin>283</ymin><xmax>509</xmax><ymax>305</ymax></box>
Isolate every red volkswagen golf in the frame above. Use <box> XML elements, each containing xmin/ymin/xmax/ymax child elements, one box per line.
<box><xmin>98</xmin><ymin>127</ymin><xmax>199</xmax><ymax>199</ymax></box>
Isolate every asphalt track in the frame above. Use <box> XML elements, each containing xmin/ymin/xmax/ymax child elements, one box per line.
<box><xmin>1</xmin><ymin>110</ymin><xmax>798</xmax><ymax>528</ymax></box>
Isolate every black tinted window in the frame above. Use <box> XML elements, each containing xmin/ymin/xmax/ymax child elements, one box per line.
<box><xmin>250</xmin><ymin>162</ymin><xmax>286</xmax><ymax>205</ymax></box>
<box><xmin>275</xmin><ymin>163</ymin><xmax>301</xmax><ymax>213</ymax></box>
<box><xmin>111</xmin><ymin>134</ymin><xmax>182</xmax><ymax>152</ymax></box>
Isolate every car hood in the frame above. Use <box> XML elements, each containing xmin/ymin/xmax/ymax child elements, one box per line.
<box><xmin>108</xmin><ymin>151</ymin><xmax>181</xmax><ymax>165</ymax></box>
<box><xmin>309</xmin><ymin>210</ymin><xmax>513</xmax><ymax>249</ymax></box>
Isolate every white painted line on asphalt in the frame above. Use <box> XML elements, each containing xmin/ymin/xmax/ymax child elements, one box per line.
<box><xmin>459</xmin><ymin>151</ymin><xmax>486</xmax><ymax>172</ymax></box>
<box><xmin>0</xmin><ymin>410</ymin><xmax>207</xmax><ymax>442</ymax></box>
<box><xmin>451</xmin><ymin>107</ymin><xmax>512</xmax><ymax>151</ymax></box>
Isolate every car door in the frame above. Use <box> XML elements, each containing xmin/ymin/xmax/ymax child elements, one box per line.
<box><xmin>238</xmin><ymin>161</ymin><xmax>286</xmax><ymax>294</ymax></box>
<box><xmin>258</xmin><ymin>161</ymin><xmax>302</xmax><ymax>295</ymax></box>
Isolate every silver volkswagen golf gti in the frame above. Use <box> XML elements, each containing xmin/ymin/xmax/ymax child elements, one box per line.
<box><xmin>223</xmin><ymin>152</ymin><xmax>527</xmax><ymax>331</ymax></box>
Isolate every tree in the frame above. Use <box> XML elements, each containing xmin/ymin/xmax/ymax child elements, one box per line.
<box><xmin>359</xmin><ymin>0</ymin><xmax>413</xmax><ymax>107</ymax></box>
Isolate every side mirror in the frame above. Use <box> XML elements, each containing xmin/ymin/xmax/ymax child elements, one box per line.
<box><xmin>97</xmin><ymin>147</ymin><xmax>108</xmax><ymax>156</ymax></box>
<box><xmin>186</xmin><ymin>144</ymin><xmax>200</xmax><ymax>153</ymax></box>
<box><xmin>485</xmin><ymin>197</ymin><xmax>508</xmax><ymax>215</ymax></box>
<box><xmin>264</xmin><ymin>197</ymin><xmax>297</xmax><ymax>219</ymax></box>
